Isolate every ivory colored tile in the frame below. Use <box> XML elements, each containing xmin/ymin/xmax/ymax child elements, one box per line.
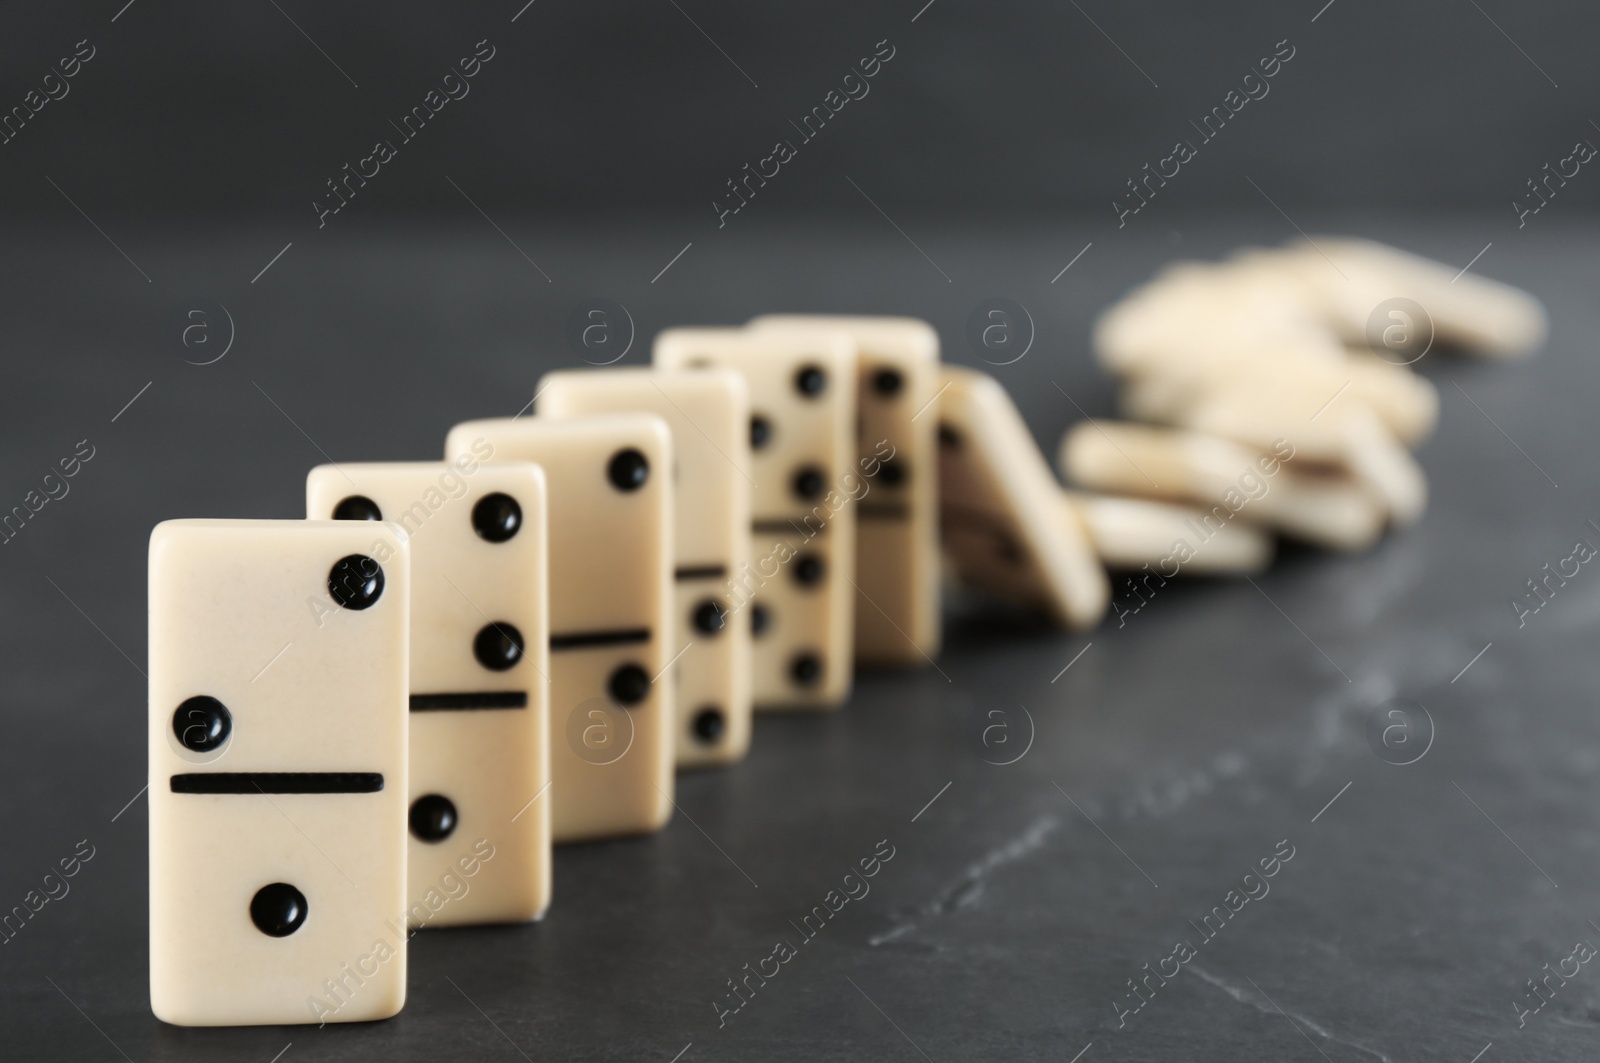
<box><xmin>538</xmin><ymin>368</ymin><xmax>752</xmax><ymax>768</ymax></box>
<box><xmin>149</xmin><ymin>519</ymin><xmax>410</xmax><ymax>1026</ymax></box>
<box><xmin>307</xmin><ymin>461</ymin><xmax>550</xmax><ymax>925</ymax></box>
<box><xmin>445</xmin><ymin>416</ymin><xmax>674</xmax><ymax>842</ymax></box>
<box><xmin>749</xmin><ymin>315</ymin><xmax>942</xmax><ymax>666</ymax></box>
<box><xmin>936</xmin><ymin>366</ymin><xmax>1108</xmax><ymax>629</ymax></box>
<box><xmin>655</xmin><ymin>326</ymin><xmax>859</xmax><ymax>710</ymax></box>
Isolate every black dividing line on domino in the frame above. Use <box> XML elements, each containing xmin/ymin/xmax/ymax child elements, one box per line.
<box><xmin>409</xmin><ymin>692</ymin><xmax>528</xmax><ymax>711</ymax></box>
<box><xmin>857</xmin><ymin>502</ymin><xmax>910</xmax><ymax>520</ymax></box>
<box><xmin>752</xmin><ymin>519</ymin><xmax>832</xmax><ymax>535</ymax></box>
<box><xmin>674</xmin><ymin>563</ymin><xmax>728</xmax><ymax>581</ymax></box>
<box><xmin>171</xmin><ymin>772</ymin><xmax>385</xmax><ymax>794</ymax></box>
<box><xmin>549</xmin><ymin>628</ymin><xmax>652</xmax><ymax>651</ymax></box>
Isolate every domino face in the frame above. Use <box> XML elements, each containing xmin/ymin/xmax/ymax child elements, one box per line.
<box><xmin>748</xmin><ymin>315</ymin><xmax>941</xmax><ymax>666</ymax></box>
<box><xmin>444</xmin><ymin>416</ymin><xmax>673</xmax><ymax>842</ymax></box>
<box><xmin>149</xmin><ymin>519</ymin><xmax>409</xmax><ymax>1026</ymax></box>
<box><xmin>654</xmin><ymin>327</ymin><xmax>858</xmax><ymax>710</ymax></box>
<box><xmin>306</xmin><ymin>461</ymin><xmax>551</xmax><ymax>926</ymax></box>
<box><xmin>537</xmin><ymin>368</ymin><xmax>752</xmax><ymax>769</ymax></box>
<box><xmin>936</xmin><ymin>366</ymin><xmax>1109</xmax><ymax>630</ymax></box>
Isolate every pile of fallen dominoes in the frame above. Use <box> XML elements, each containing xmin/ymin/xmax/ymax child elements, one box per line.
<box><xmin>148</xmin><ymin>239</ymin><xmax>1541</xmax><ymax>1026</ymax></box>
<box><xmin>1063</xmin><ymin>237</ymin><xmax>1545</xmax><ymax>576</ymax></box>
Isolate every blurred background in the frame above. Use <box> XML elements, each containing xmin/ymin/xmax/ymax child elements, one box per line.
<box><xmin>4</xmin><ymin>0</ymin><xmax>1596</xmax><ymax>216</ymax></box>
<box><xmin>3</xmin><ymin>0</ymin><xmax>1591</xmax><ymax>516</ymax></box>
<box><xmin>3</xmin><ymin>3</ymin><xmax>1598</xmax><ymax>1061</ymax></box>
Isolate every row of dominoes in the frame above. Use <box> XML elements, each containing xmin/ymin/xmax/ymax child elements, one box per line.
<box><xmin>150</xmin><ymin>315</ymin><xmax>1119</xmax><ymax>1027</ymax></box>
<box><xmin>149</xmin><ymin>243</ymin><xmax>1541</xmax><ymax>1026</ymax></box>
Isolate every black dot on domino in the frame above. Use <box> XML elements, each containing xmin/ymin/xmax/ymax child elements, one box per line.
<box><xmin>333</xmin><ymin>495</ymin><xmax>382</xmax><ymax>521</ymax></box>
<box><xmin>173</xmin><ymin>695</ymin><xmax>230</xmax><ymax>753</ymax></box>
<box><xmin>250</xmin><ymin>882</ymin><xmax>308</xmax><ymax>937</ymax></box>
<box><xmin>472</xmin><ymin>493</ymin><xmax>522</xmax><ymax>542</ymax></box>
<box><xmin>794</xmin><ymin>364</ymin><xmax>827</xmax><ymax>398</ymax></box>
<box><xmin>328</xmin><ymin>554</ymin><xmax>384</xmax><ymax>610</ymax></box>
<box><xmin>692</xmin><ymin>599</ymin><xmax>727</xmax><ymax>635</ymax></box>
<box><xmin>938</xmin><ymin>423</ymin><xmax>962</xmax><ymax>448</ymax></box>
<box><xmin>409</xmin><ymin>794</ymin><xmax>458</xmax><ymax>843</ymax></box>
<box><xmin>609</xmin><ymin>664</ymin><xmax>651</xmax><ymax>706</ymax></box>
<box><xmin>790</xmin><ymin>653</ymin><xmax>822</xmax><ymax>687</ymax></box>
<box><xmin>873</xmin><ymin>368</ymin><xmax>903</xmax><ymax>397</ymax></box>
<box><xmin>793</xmin><ymin>553</ymin><xmax>825</xmax><ymax>586</ymax></box>
<box><xmin>751</xmin><ymin>602</ymin><xmax>770</xmax><ymax>637</ymax></box>
<box><xmin>750</xmin><ymin>415</ymin><xmax>772</xmax><ymax>450</ymax></box>
<box><xmin>608</xmin><ymin>448</ymin><xmax>650</xmax><ymax>491</ymax></box>
<box><xmin>792</xmin><ymin>465</ymin><xmax>825</xmax><ymax>500</ymax></box>
<box><xmin>474</xmin><ymin>622</ymin><xmax>524</xmax><ymax>671</ymax></box>
<box><xmin>877</xmin><ymin>459</ymin><xmax>906</xmax><ymax>487</ymax></box>
<box><xmin>692</xmin><ymin>706</ymin><xmax>725</xmax><ymax>744</ymax></box>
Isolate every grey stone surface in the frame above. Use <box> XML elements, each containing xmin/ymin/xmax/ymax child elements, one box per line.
<box><xmin>0</xmin><ymin>216</ymin><xmax>1591</xmax><ymax>1061</ymax></box>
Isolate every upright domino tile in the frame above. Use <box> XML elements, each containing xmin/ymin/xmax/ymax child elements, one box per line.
<box><xmin>536</xmin><ymin>368</ymin><xmax>753</xmax><ymax>769</ymax></box>
<box><xmin>748</xmin><ymin>315</ymin><xmax>941</xmax><ymax>666</ymax></box>
<box><xmin>444</xmin><ymin>416</ymin><xmax>673</xmax><ymax>842</ymax></box>
<box><xmin>654</xmin><ymin>326</ymin><xmax>858</xmax><ymax>710</ymax></box>
<box><xmin>149</xmin><ymin>519</ymin><xmax>409</xmax><ymax>1026</ymax></box>
<box><xmin>936</xmin><ymin>366</ymin><xmax>1109</xmax><ymax>630</ymax></box>
<box><xmin>306</xmin><ymin>461</ymin><xmax>551</xmax><ymax>925</ymax></box>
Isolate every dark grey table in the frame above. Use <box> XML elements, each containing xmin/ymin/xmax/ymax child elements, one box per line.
<box><xmin>0</xmin><ymin>214</ymin><xmax>1592</xmax><ymax>1062</ymax></box>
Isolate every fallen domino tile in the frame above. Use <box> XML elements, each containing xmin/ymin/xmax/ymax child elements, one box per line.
<box><xmin>1117</xmin><ymin>347</ymin><xmax>1439</xmax><ymax>448</ymax></box>
<box><xmin>1063</xmin><ymin>490</ymin><xmax>1274</xmax><ymax>574</ymax></box>
<box><xmin>1059</xmin><ymin>421</ymin><xmax>1386</xmax><ymax>552</ymax></box>
<box><xmin>937</xmin><ymin>366</ymin><xmax>1108</xmax><ymax>630</ymax></box>
<box><xmin>1121</xmin><ymin>378</ymin><xmax>1427</xmax><ymax>526</ymax></box>
<box><xmin>1239</xmin><ymin>239</ymin><xmax>1547</xmax><ymax>360</ymax></box>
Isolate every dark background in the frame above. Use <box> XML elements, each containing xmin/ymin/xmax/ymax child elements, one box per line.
<box><xmin>2</xmin><ymin>3</ymin><xmax>1597</xmax><ymax>1062</ymax></box>
<box><xmin>0</xmin><ymin>0</ymin><xmax>1594</xmax><ymax>222</ymax></box>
